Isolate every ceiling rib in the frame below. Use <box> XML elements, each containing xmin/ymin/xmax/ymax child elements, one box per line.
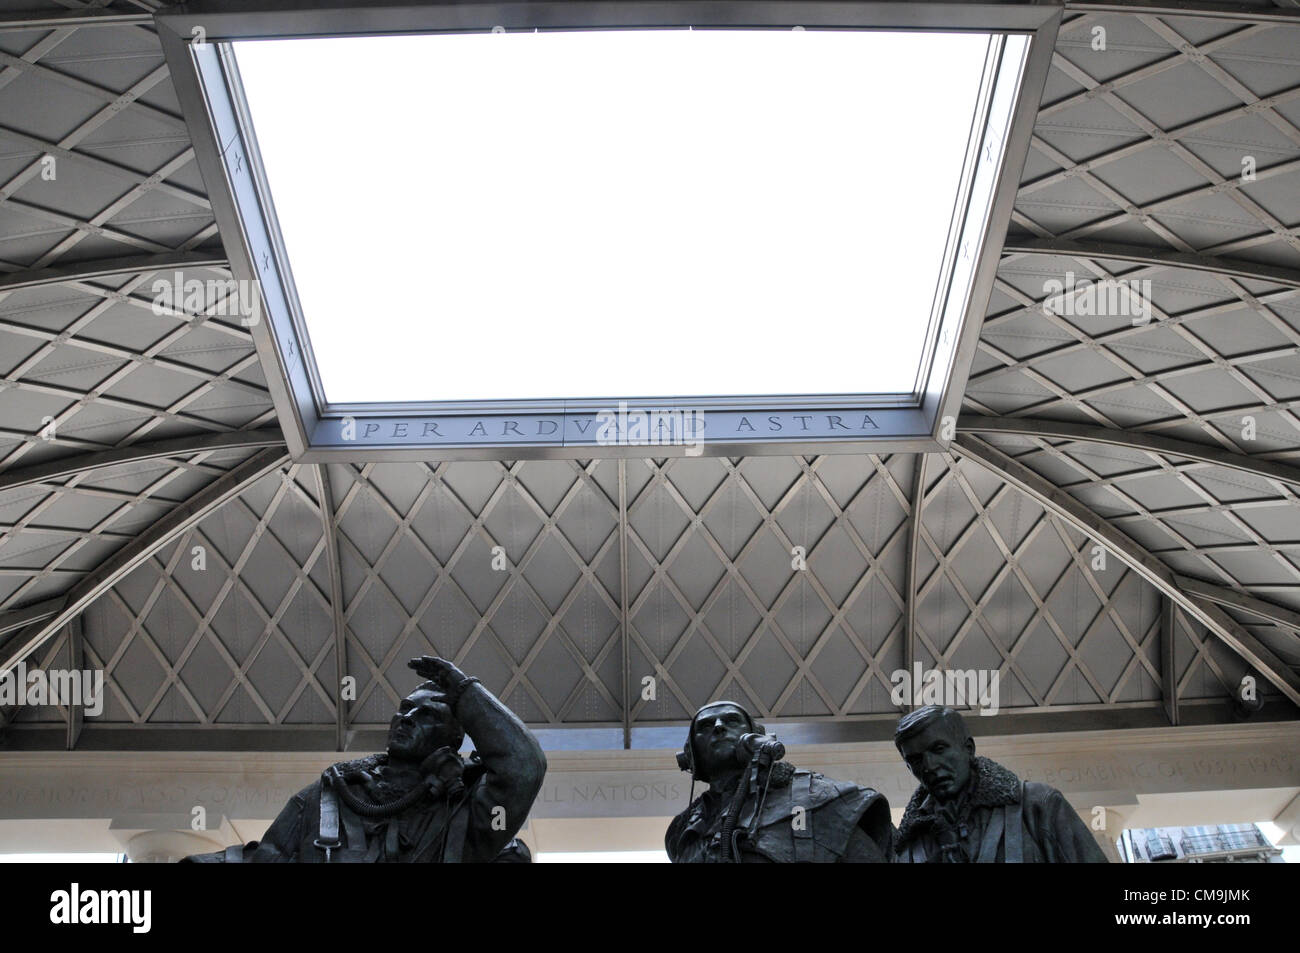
<box><xmin>618</xmin><ymin>458</ymin><xmax>631</xmax><ymax>749</ymax></box>
<box><xmin>1160</xmin><ymin>596</ymin><xmax>1178</xmax><ymax>725</ymax></box>
<box><xmin>965</xmin><ymin>418</ymin><xmax>1300</xmax><ymax>619</ymax></box>
<box><xmin>953</xmin><ymin>434</ymin><xmax>1300</xmax><ymax>706</ymax></box>
<box><xmin>313</xmin><ymin>464</ymin><xmax>348</xmax><ymax>750</ymax></box>
<box><xmin>0</xmin><ymin>595</ymin><xmax>62</xmax><ymax>638</ymax></box>
<box><xmin>1176</xmin><ymin>575</ymin><xmax>1300</xmax><ymax>632</ymax></box>
<box><xmin>903</xmin><ymin>452</ymin><xmax>927</xmax><ymax>710</ymax></box>
<box><xmin>0</xmin><ymin>9</ymin><xmax>155</xmax><ymax>32</ymax></box>
<box><xmin>1001</xmin><ymin>238</ymin><xmax>1300</xmax><ymax>290</ymax></box>
<box><xmin>0</xmin><ymin>447</ymin><xmax>290</xmax><ymax>678</ymax></box>
<box><xmin>66</xmin><ymin>615</ymin><xmax>83</xmax><ymax>750</ymax></box>
<box><xmin>1064</xmin><ymin>1</ymin><xmax>1300</xmax><ymax>24</ymax></box>
<box><xmin>0</xmin><ymin>443</ymin><xmax>273</xmax><ymax>616</ymax></box>
<box><xmin>958</xmin><ymin>416</ymin><xmax>1300</xmax><ymax>487</ymax></box>
<box><xmin>0</xmin><ymin>428</ymin><xmax>284</xmax><ymax>494</ymax></box>
<box><xmin>0</xmin><ymin>252</ymin><xmax>226</xmax><ymax>294</ymax></box>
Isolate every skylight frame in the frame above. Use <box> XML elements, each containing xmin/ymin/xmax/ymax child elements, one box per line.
<box><xmin>157</xmin><ymin>1</ymin><xmax>1060</xmax><ymax>462</ymax></box>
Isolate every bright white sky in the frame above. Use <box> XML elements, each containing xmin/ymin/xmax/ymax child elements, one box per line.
<box><xmin>234</xmin><ymin>29</ymin><xmax>990</xmax><ymax>404</ymax></box>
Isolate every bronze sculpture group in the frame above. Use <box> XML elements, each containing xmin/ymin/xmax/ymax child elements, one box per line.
<box><xmin>185</xmin><ymin>658</ymin><xmax>1108</xmax><ymax>863</ymax></box>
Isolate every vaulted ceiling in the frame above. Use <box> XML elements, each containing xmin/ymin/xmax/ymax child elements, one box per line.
<box><xmin>0</xmin><ymin>0</ymin><xmax>1297</xmax><ymax>750</ymax></box>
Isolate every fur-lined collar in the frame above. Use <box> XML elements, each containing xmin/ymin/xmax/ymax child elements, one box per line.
<box><xmin>760</xmin><ymin>759</ymin><xmax>796</xmax><ymax>789</ymax></box>
<box><xmin>896</xmin><ymin>756</ymin><xmax>1021</xmax><ymax>841</ymax></box>
<box><xmin>328</xmin><ymin>752</ymin><xmax>386</xmax><ymax>782</ymax></box>
<box><xmin>327</xmin><ymin>748</ymin><xmax>476</xmax><ymax>785</ymax></box>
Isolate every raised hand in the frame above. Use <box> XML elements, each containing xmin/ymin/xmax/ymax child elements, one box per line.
<box><xmin>408</xmin><ymin>656</ymin><xmax>477</xmax><ymax>704</ymax></box>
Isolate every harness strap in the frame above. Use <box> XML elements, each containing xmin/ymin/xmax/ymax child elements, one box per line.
<box><xmin>1004</xmin><ymin>782</ymin><xmax>1024</xmax><ymax>863</ymax></box>
<box><xmin>356</xmin><ymin>810</ymin><xmax>382</xmax><ymax>862</ymax></box>
<box><xmin>792</xmin><ymin>773</ymin><xmax>814</xmax><ymax>862</ymax></box>
<box><xmin>314</xmin><ymin>783</ymin><xmax>342</xmax><ymax>861</ymax></box>
<box><xmin>975</xmin><ymin>805</ymin><xmax>1005</xmax><ymax>863</ymax></box>
<box><xmin>319</xmin><ymin>783</ymin><xmax>340</xmax><ymax>844</ymax></box>
<box><xmin>442</xmin><ymin>796</ymin><xmax>472</xmax><ymax>863</ymax></box>
<box><xmin>385</xmin><ymin>818</ymin><xmax>401</xmax><ymax>859</ymax></box>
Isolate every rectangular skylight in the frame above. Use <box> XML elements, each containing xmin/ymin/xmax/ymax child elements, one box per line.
<box><xmin>231</xmin><ymin>28</ymin><xmax>992</xmax><ymax>405</ymax></box>
<box><xmin>161</xmin><ymin>0</ymin><xmax>1055</xmax><ymax>459</ymax></box>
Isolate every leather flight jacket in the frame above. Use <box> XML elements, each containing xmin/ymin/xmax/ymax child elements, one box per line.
<box><xmin>666</xmin><ymin>766</ymin><xmax>892</xmax><ymax>863</ymax></box>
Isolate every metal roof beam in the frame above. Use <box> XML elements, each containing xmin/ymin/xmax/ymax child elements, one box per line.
<box><xmin>0</xmin><ymin>428</ymin><xmax>285</xmax><ymax>494</ymax></box>
<box><xmin>312</xmin><ymin>464</ymin><xmax>348</xmax><ymax>751</ymax></box>
<box><xmin>1066</xmin><ymin>1</ymin><xmax>1300</xmax><ymax>23</ymax></box>
<box><xmin>617</xmin><ymin>459</ymin><xmax>631</xmax><ymax>749</ymax></box>
<box><xmin>904</xmin><ymin>453</ymin><xmax>927</xmax><ymax>710</ymax></box>
<box><xmin>0</xmin><ymin>447</ymin><xmax>290</xmax><ymax>678</ymax></box>
<box><xmin>1002</xmin><ymin>237</ymin><xmax>1300</xmax><ymax>289</ymax></box>
<box><xmin>0</xmin><ymin>594</ymin><xmax>65</xmax><ymax>637</ymax></box>
<box><xmin>0</xmin><ymin>249</ymin><xmax>222</xmax><ymax>297</ymax></box>
<box><xmin>0</xmin><ymin>9</ymin><xmax>154</xmax><ymax>32</ymax></box>
<box><xmin>1177</xmin><ymin>575</ymin><xmax>1300</xmax><ymax>632</ymax></box>
<box><xmin>958</xmin><ymin>415</ymin><xmax>1300</xmax><ymax>488</ymax></box>
<box><xmin>1160</xmin><ymin>597</ymin><xmax>1178</xmax><ymax>725</ymax></box>
<box><xmin>953</xmin><ymin>434</ymin><xmax>1300</xmax><ymax>706</ymax></box>
<box><xmin>66</xmin><ymin>615</ymin><xmax>83</xmax><ymax>750</ymax></box>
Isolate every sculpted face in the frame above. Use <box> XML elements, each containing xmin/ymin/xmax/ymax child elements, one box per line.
<box><xmin>388</xmin><ymin>688</ymin><xmax>460</xmax><ymax>761</ymax></box>
<box><xmin>690</xmin><ymin>703</ymin><xmax>750</xmax><ymax>782</ymax></box>
<box><xmin>898</xmin><ymin>718</ymin><xmax>973</xmax><ymax>803</ymax></box>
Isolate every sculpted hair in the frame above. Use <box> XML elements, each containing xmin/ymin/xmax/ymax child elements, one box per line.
<box><xmin>894</xmin><ymin>705</ymin><xmax>970</xmax><ymax>750</ymax></box>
